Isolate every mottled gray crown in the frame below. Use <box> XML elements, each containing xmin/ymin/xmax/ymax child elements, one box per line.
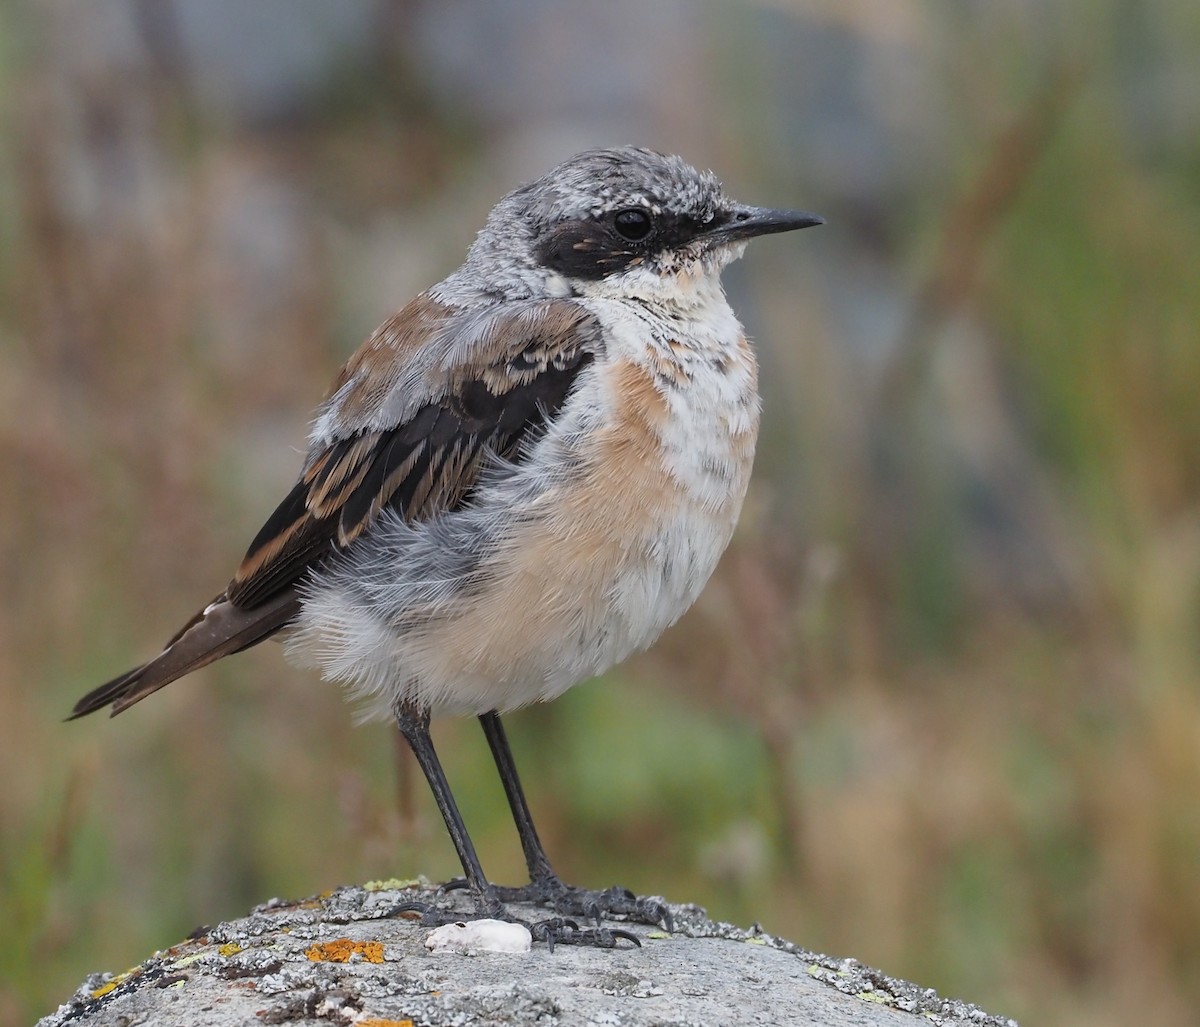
<box><xmin>507</xmin><ymin>147</ymin><xmax>728</xmax><ymax>224</ymax></box>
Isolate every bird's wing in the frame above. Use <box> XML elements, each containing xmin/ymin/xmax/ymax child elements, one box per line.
<box><xmin>228</xmin><ymin>296</ymin><xmax>599</xmax><ymax>607</ymax></box>
<box><xmin>70</xmin><ymin>296</ymin><xmax>602</xmax><ymax>718</ymax></box>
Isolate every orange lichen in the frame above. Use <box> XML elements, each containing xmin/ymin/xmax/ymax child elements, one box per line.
<box><xmin>304</xmin><ymin>938</ymin><xmax>385</xmax><ymax>963</ymax></box>
<box><xmin>357</xmin><ymin>1020</ymin><xmax>414</xmax><ymax>1027</ymax></box>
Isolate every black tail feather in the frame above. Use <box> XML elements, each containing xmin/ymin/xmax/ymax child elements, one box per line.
<box><xmin>68</xmin><ymin>591</ymin><xmax>300</xmax><ymax>720</ymax></box>
<box><xmin>69</xmin><ymin>666</ymin><xmax>148</xmax><ymax>720</ymax></box>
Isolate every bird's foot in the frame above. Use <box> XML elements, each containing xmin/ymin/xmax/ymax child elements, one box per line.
<box><xmin>389</xmin><ymin>897</ymin><xmax>496</xmax><ymax>928</ymax></box>
<box><xmin>388</xmin><ymin>894</ymin><xmax>639</xmax><ymax>950</ymax></box>
<box><xmin>528</xmin><ymin>916</ymin><xmax>640</xmax><ymax>950</ymax></box>
<box><xmin>444</xmin><ymin>876</ymin><xmax>673</xmax><ymax>932</ymax></box>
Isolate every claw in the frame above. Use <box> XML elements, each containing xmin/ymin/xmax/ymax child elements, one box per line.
<box><xmin>387</xmin><ymin>900</ymin><xmax>461</xmax><ymax>927</ymax></box>
<box><xmin>529</xmin><ymin>916</ymin><xmax>641</xmax><ymax>950</ymax></box>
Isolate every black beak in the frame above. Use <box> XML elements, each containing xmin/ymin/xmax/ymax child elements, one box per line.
<box><xmin>711</xmin><ymin>205</ymin><xmax>825</xmax><ymax>243</ymax></box>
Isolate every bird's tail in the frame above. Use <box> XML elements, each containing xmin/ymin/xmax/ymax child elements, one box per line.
<box><xmin>69</xmin><ymin>591</ymin><xmax>300</xmax><ymax>719</ymax></box>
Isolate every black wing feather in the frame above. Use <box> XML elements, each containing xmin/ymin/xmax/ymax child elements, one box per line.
<box><xmin>228</xmin><ymin>343</ymin><xmax>592</xmax><ymax>610</ymax></box>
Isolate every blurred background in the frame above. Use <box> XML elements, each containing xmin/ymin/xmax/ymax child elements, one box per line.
<box><xmin>2</xmin><ymin>1</ymin><xmax>1198</xmax><ymax>1023</ymax></box>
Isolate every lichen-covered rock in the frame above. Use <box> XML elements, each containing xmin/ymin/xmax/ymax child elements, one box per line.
<box><xmin>39</xmin><ymin>881</ymin><xmax>1018</xmax><ymax>1027</ymax></box>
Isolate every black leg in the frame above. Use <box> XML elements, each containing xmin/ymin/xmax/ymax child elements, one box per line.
<box><xmin>479</xmin><ymin>710</ymin><xmax>557</xmax><ymax>884</ymax></box>
<box><xmin>391</xmin><ymin>704</ymin><xmax>639</xmax><ymax>948</ymax></box>
<box><xmin>473</xmin><ymin>710</ymin><xmax>674</xmax><ymax>932</ymax></box>
<box><xmin>393</xmin><ymin>703</ymin><xmax>501</xmax><ymax>917</ymax></box>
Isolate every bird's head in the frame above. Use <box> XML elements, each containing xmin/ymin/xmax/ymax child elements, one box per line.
<box><xmin>446</xmin><ymin>147</ymin><xmax>823</xmax><ymax>307</ymax></box>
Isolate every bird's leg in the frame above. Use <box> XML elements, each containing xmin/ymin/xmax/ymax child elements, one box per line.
<box><xmin>390</xmin><ymin>703</ymin><xmax>503</xmax><ymax>921</ymax></box>
<box><xmin>460</xmin><ymin>710</ymin><xmax>673</xmax><ymax>932</ymax></box>
<box><xmin>480</xmin><ymin>709</ymin><xmax>557</xmax><ymax>884</ymax></box>
<box><xmin>390</xmin><ymin>704</ymin><xmax>638</xmax><ymax>948</ymax></box>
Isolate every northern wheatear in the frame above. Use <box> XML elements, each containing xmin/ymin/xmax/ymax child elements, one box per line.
<box><xmin>72</xmin><ymin>147</ymin><xmax>822</xmax><ymax>947</ymax></box>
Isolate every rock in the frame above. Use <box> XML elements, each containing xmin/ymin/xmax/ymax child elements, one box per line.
<box><xmin>38</xmin><ymin>880</ymin><xmax>1018</xmax><ymax>1026</ymax></box>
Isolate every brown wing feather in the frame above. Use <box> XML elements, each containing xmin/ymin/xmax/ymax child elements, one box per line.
<box><xmin>71</xmin><ymin>297</ymin><xmax>600</xmax><ymax>719</ymax></box>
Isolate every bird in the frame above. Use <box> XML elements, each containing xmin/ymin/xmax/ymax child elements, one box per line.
<box><xmin>71</xmin><ymin>146</ymin><xmax>823</xmax><ymax>947</ymax></box>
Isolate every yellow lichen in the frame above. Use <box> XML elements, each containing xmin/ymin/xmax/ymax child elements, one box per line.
<box><xmin>90</xmin><ymin>970</ymin><xmax>134</xmax><ymax>998</ymax></box>
<box><xmin>364</xmin><ymin>878</ymin><xmax>422</xmax><ymax>892</ymax></box>
<box><xmin>217</xmin><ymin>942</ymin><xmax>243</xmax><ymax>957</ymax></box>
<box><xmin>858</xmin><ymin>991</ymin><xmax>892</xmax><ymax>1004</ymax></box>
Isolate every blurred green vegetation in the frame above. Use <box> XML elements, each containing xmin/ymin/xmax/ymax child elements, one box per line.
<box><xmin>2</xmin><ymin>2</ymin><xmax>1199</xmax><ymax>1026</ymax></box>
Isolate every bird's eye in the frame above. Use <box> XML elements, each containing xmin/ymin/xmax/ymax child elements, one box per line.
<box><xmin>612</xmin><ymin>208</ymin><xmax>653</xmax><ymax>242</ymax></box>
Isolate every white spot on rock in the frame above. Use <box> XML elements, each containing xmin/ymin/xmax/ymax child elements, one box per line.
<box><xmin>424</xmin><ymin>919</ymin><xmax>532</xmax><ymax>955</ymax></box>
